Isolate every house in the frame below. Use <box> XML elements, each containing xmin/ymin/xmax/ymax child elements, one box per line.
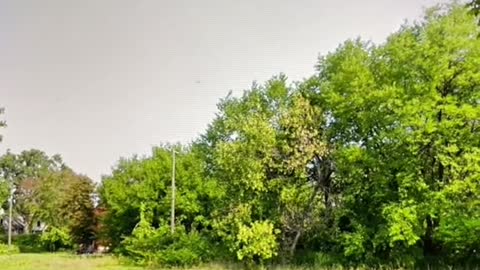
<box><xmin>0</xmin><ymin>211</ymin><xmax>47</xmax><ymax>235</ymax></box>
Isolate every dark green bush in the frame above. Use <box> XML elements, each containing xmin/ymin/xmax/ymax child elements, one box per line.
<box><xmin>9</xmin><ymin>234</ymin><xmax>43</xmax><ymax>253</ymax></box>
<box><xmin>293</xmin><ymin>251</ymin><xmax>344</xmax><ymax>267</ymax></box>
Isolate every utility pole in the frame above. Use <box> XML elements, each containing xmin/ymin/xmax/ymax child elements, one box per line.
<box><xmin>170</xmin><ymin>149</ymin><xmax>176</xmax><ymax>234</ymax></box>
<box><xmin>8</xmin><ymin>188</ymin><xmax>13</xmax><ymax>247</ymax></box>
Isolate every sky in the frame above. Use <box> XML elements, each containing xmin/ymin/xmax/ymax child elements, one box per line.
<box><xmin>0</xmin><ymin>0</ymin><xmax>442</xmax><ymax>181</ymax></box>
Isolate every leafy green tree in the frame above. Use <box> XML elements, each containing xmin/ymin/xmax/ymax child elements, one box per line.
<box><xmin>202</xmin><ymin>75</ymin><xmax>333</xmax><ymax>262</ymax></box>
<box><xmin>307</xmin><ymin>3</ymin><xmax>480</xmax><ymax>265</ymax></box>
<box><xmin>0</xmin><ymin>149</ymin><xmax>95</xmax><ymax>246</ymax></box>
<box><xmin>99</xmin><ymin>144</ymin><xmax>221</xmax><ymax>248</ymax></box>
<box><xmin>0</xmin><ymin>149</ymin><xmax>65</xmax><ymax>233</ymax></box>
<box><xmin>51</xmin><ymin>170</ymin><xmax>96</xmax><ymax>246</ymax></box>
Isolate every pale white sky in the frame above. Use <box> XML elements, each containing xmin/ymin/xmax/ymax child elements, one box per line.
<box><xmin>0</xmin><ymin>0</ymin><xmax>441</xmax><ymax>181</ymax></box>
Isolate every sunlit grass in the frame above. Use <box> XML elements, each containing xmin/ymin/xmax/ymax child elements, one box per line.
<box><xmin>0</xmin><ymin>254</ymin><xmax>255</xmax><ymax>270</ymax></box>
<box><xmin>0</xmin><ymin>253</ymin><xmax>441</xmax><ymax>270</ymax></box>
<box><xmin>0</xmin><ymin>253</ymin><xmax>141</xmax><ymax>270</ymax></box>
<box><xmin>0</xmin><ymin>253</ymin><xmax>319</xmax><ymax>270</ymax></box>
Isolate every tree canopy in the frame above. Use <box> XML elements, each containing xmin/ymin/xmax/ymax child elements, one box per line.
<box><xmin>0</xmin><ymin>149</ymin><xmax>96</xmax><ymax>248</ymax></box>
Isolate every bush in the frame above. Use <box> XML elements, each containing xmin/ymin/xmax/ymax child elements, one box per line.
<box><xmin>293</xmin><ymin>251</ymin><xmax>343</xmax><ymax>267</ymax></box>
<box><xmin>122</xmin><ymin>221</ymin><xmax>215</xmax><ymax>266</ymax></box>
<box><xmin>0</xmin><ymin>243</ymin><xmax>20</xmax><ymax>255</ymax></box>
<box><xmin>235</xmin><ymin>221</ymin><xmax>279</xmax><ymax>264</ymax></box>
<box><xmin>40</xmin><ymin>227</ymin><xmax>74</xmax><ymax>252</ymax></box>
<box><xmin>10</xmin><ymin>234</ymin><xmax>44</xmax><ymax>253</ymax></box>
<box><xmin>0</xmin><ymin>231</ymin><xmax>74</xmax><ymax>253</ymax></box>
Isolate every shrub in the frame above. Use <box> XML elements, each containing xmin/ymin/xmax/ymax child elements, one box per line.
<box><xmin>120</xmin><ymin>204</ymin><xmax>217</xmax><ymax>266</ymax></box>
<box><xmin>40</xmin><ymin>227</ymin><xmax>74</xmax><ymax>251</ymax></box>
<box><xmin>235</xmin><ymin>221</ymin><xmax>279</xmax><ymax>264</ymax></box>
<box><xmin>11</xmin><ymin>234</ymin><xmax>44</xmax><ymax>253</ymax></box>
<box><xmin>123</xmin><ymin>223</ymin><xmax>214</xmax><ymax>266</ymax></box>
<box><xmin>294</xmin><ymin>251</ymin><xmax>343</xmax><ymax>267</ymax></box>
<box><xmin>0</xmin><ymin>244</ymin><xmax>20</xmax><ymax>255</ymax></box>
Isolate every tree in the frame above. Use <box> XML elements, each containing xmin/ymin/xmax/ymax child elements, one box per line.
<box><xmin>59</xmin><ymin>170</ymin><xmax>96</xmax><ymax>246</ymax></box>
<box><xmin>0</xmin><ymin>149</ymin><xmax>97</xmax><ymax>246</ymax></box>
<box><xmin>99</xmin><ymin>144</ymin><xmax>221</xmax><ymax>248</ymax></box>
<box><xmin>307</xmin><ymin>3</ymin><xmax>480</xmax><ymax>264</ymax></box>
<box><xmin>0</xmin><ymin>149</ymin><xmax>65</xmax><ymax>233</ymax></box>
<box><xmin>33</xmin><ymin>168</ymin><xmax>97</xmax><ymax>246</ymax></box>
<box><xmin>201</xmin><ymin>75</ymin><xmax>333</xmax><ymax>262</ymax></box>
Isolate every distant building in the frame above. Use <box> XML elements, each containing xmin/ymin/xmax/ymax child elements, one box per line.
<box><xmin>0</xmin><ymin>216</ymin><xmax>47</xmax><ymax>234</ymax></box>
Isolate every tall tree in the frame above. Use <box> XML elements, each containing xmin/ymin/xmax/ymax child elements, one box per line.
<box><xmin>99</xmin><ymin>144</ymin><xmax>221</xmax><ymax>248</ymax></box>
<box><xmin>58</xmin><ymin>170</ymin><xmax>96</xmax><ymax>246</ymax></box>
<box><xmin>0</xmin><ymin>149</ymin><xmax>65</xmax><ymax>233</ymax></box>
<box><xmin>201</xmin><ymin>75</ymin><xmax>334</xmax><ymax>261</ymax></box>
<box><xmin>308</xmin><ymin>3</ymin><xmax>480</xmax><ymax>264</ymax></box>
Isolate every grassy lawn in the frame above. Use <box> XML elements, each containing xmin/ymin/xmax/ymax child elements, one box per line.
<box><xmin>0</xmin><ymin>253</ymin><xmax>307</xmax><ymax>270</ymax></box>
<box><xmin>0</xmin><ymin>253</ymin><xmax>244</xmax><ymax>270</ymax></box>
<box><xmin>0</xmin><ymin>253</ymin><xmax>143</xmax><ymax>270</ymax></box>
<box><xmin>0</xmin><ymin>253</ymin><xmax>432</xmax><ymax>270</ymax></box>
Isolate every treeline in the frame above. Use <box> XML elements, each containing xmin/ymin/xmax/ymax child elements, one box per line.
<box><xmin>0</xmin><ymin>149</ymin><xmax>96</xmax><ymax>252</ymax></box>
<box><xmin>98</xmin><ymin>4</ymin><xmax>480</xmax><ymax>268</ymax></box>
<box><xmin>1</xmin><ymin>2</ymin><xmax>479</xmax><ymax>269</ymax></box>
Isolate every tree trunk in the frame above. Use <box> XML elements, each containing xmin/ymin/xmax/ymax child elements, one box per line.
<box><xmin>289</xmin><ymin>230</ymin><xmax>302</xmax><ymax>257</ymax></box>
<box><xmin>287</xmin><ymin>156</ymin><xmax>334</xmax><ymax>256</ymax></box>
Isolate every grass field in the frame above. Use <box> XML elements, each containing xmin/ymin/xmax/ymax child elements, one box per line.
<box><xmin>1</xmin><ymin>253</ymin><xmax>443</xmax><ymax>270</ymax></box>
<box><xmin>0</xmin><ymin>253</ymin><xmax>143</xmax><ymax>270</ymax></box>
<box><xmin>0</xmin><ymin>253</ymin><xmax>250</xmax><ymax>270</ymax></box>
<box><xmin>0</xmin><ymin>253</ymin><xmax>311</xmax><ymax>270</ymax></box>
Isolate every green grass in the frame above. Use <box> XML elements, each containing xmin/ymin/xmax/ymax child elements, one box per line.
<box><xmin>0</xmin><ymin>253</ymin><xmax>433</xmax><ymax>270</ymax></box>
<box><xmin>0</xmin><ymin>253</ymin><xmax>143</xmax><ymax>270</ymax></box>
<box><xmin>0</xmin><ymin>253</ymin><xmax>249</xmax><ymax>270</ymax></box>
<box><xmin>0</xmin><ymin>253</ymin><xmax>314</xmax><ymax>270</ymax></box>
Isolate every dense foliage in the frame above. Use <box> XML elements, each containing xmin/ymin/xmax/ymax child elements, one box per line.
<box><xmin>0</xmin><ymin>2</ymin><xmax>478</xmax><ymax>269</ymax></box>
<box><xmin>98</xmin><ymin>4</ymin><xmax>480</xmax><ymax>268</ymax></box>
<box><xmin>0</xmin><ymin>150</ymin><xmax>96</xmax><ymax>250</ymax></box>
<box><xmin>0</xmin><ymin>244</ymin><xmax>19</xmax><ymax>255</ymax></box>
